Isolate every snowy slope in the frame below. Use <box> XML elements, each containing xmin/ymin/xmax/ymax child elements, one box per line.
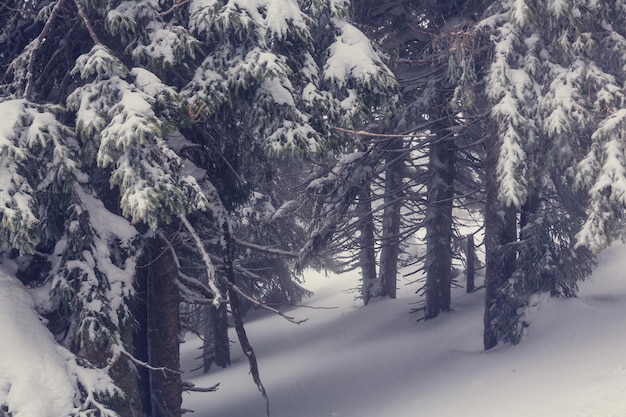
<box><xmin>182</xmin><ymin>244</ymin><xmax>626</xmax><ymax>417</ymax></box>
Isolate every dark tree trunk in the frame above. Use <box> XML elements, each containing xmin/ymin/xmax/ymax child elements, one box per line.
<box><xmin>379</xmin><ymin>138</ymin><xmax>403</xmax><ymax>299</ymax></box>
<box><xmin>134</xmin><ymin>261</ymin><xmax>152</xmax><ymax>416</ymax></box>
<box><xmin>483</xmin><ymin>135</ymin><xmax>518</xmax><ymax>351</ymax></box>
<box><xmin>424</xmin><ymin>134</ymin><xmax>455</xmax><ymax>319</ymax></box>
<box><xmin>466</xmin><ymin>233</ymin><xmax>475</xmax><ymax>293</ymax></box>
<box><xmin>357</xmin><ymin>186</ymin><xmax>378</xmax><ymax>305</ymax></box>
<box><xmin>202</xmin><ymin>301</ymin><xmax>230</xmax><ymax>373</ymax></box>
<box><xmin>145</xmin><ymin>236</ymin><xmax>182</xmax><ymax>417</ymax></box>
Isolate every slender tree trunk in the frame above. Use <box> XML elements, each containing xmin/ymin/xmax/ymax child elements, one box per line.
<box><xmin>145</xmin><ymin>236</ymin><xmax>182</xmax><ymax>417</ymax></box>
<box><xmin>222</xmin><ymin>224</ymin><xmax>270</xmax><ymax>416</ymax></box>
<box><xmin>466</xmin><ymin>234</ymin><xmax>475</xmax><ymax>293</ymax></box>
<box><xmin>483</xmin><ymin>136</ymin><xmax>518</xmax><ymax>351</ymax></box>
<box><xmin>357</xmin><ymin>186</ymin><xmax>378</xmax><ymax>305</ymax></box>
<box><xmin>424</xmin><ymin>134</ymin><xmax>455</xmax><ymax>319</ymax></box>
<box><xmin>379</xmin><ymin>138</ymin><xmax>403</xmax><ymax>299</ymax></box>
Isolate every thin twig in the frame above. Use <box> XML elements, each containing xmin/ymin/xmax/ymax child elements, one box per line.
<box><xmin>234</xmin><ymin>238</ymin><xmax>297</xmax><ymax>258</ymax></box>
<box><xmin>118</xmin><ymin>349</ymin><xmax>182</xmax><ymax>377</ymax></box>
<box><xmin>228</xmin><ymin>282</ymin><xmax>308</xmax><ymax>325</ymax></box>
<box><xmin>332</xmin><ymin>125</ymin><xmax>435</xmax><ymax>139</ymax></box>
<box><xmin>160</xmin><ymin>0</ymin><xmax>190</xmax><ymax>16</ymax></box>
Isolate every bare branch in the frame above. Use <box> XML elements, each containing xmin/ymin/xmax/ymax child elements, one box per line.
<box><xmin>228</xmin><ymin>282</ymin><xmax>308</xmax><ymax>325</ymax></box>
<box><xmin>234</xmin><ymin>237</ymin><xmax>297</xmax><ymax>258</ymax></box>
<box><xmin>332</xmin><ymin>125</ymin><xmax>432</xmax><ymax>139</ymax></box>
<box><xmin>182</xmin><ymin>381</ymin><xmax>220</xmax><ymax>393</ymax></box>
<box><xmin>160</xmin><ymin>0</ymin><xmax>190</xmax><ymax>16</ymax></box>
<box><xmin>116</xmin><ymin>348</ymin><xmax>182</xmax><ymax>377</ymax></box>
<box><xmin>74</xmin><ymin>0</ymin><xmax>100</xmax><ymax>44</ymax></box>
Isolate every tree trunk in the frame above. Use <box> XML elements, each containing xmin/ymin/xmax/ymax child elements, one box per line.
<box><xmin>483</xmin><ymin>135</ymin><xmax>518</xmax><ymax>351</ymax></box>
<box><xmin>466</xmin><ymin>234</ymin><xmax>475</xmax><ymax>293</ymax></box>
<box><xmin>357</xmin><ymin>186</ymin><xmax>379</xmax><ymax>305</ymax></box>
<box><xmin>202</xmin><ymin>301</ymin><xmax>230</xmax><ymax>373</ymax></box>
<box><xmin>379</xmin><ymin>138</ymin><xmax>403</xmax><ymax>299</ymax></box>
<box><xmin>424</xmin><ymin>135</ymin><xmax>455</xmax><ymax>319</ymax></box>
<box><xmin>145</xmin><ymin>236</ymin><xmax>182</xmax><ymax>417</ymax></box>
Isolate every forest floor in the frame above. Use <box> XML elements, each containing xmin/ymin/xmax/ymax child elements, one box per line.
<box><xmin>182</xmin><ymin>243</ymin><xmax>626</xmax><ymax>417</ymax></box>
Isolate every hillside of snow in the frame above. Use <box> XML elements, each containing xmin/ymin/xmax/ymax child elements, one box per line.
<box><xmin>182</xmin><ymin>244</ymin><xmax>626</xmax><ymax>417</ymax></box>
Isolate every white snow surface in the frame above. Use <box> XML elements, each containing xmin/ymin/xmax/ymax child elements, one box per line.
<box><xmin>183</xmin><ymin>243</ymin><xmax>626</xmax><ymax>417</ymax></box>
<box><xmin>0</xmin><ymin>262</ymin><xmax>75</xmax><ymax>417</ymax></box>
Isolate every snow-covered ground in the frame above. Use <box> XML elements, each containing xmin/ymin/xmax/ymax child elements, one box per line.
<box><xmin>182</xmin><ymin>243</ymin><xmax>626</xmax><ymax>417</ymax></box>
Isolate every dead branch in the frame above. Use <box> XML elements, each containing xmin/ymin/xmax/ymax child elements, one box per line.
<box><xmin>228</xmin><ymin>282</ymin><xmax>308</xmax><ymax>325</ymax></box>
<box><xmin>182</xmin><ymin>381</ymin><xmax>220</xmax><ymax>393</ymax></box>
<box><xmin>74</xmin><ymin>0</ymin><xmax>100</xmax><ymax>44</ymax></box>
<box><xmin>331</xmin><ymin>126</ymin><xmax>436</xmax><ymax>139</ymax></box>
<box><xmin>234</xmin><ymin>237</ymin><xmax>297</xmax><ymax>258</ymax></box>
<box><xmin>160</xmin><ymin>0</ymin><xmax>190</xmax><ymax>17</ymax></box>
<box><xmin>118</xmin><ymin>348</ymin><xmax>182</xmax><ymax>377</ymax></box>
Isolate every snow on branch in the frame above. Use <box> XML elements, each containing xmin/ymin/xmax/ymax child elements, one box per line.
<box><xmin>180</xmin><ymin>214</ymin><xmax>223</xmax><ymax>307</ymax></box>
<box><xmin>233</xmin><ymin>237</ymin><xmax>297</xmax><ymax>258</ymax></box>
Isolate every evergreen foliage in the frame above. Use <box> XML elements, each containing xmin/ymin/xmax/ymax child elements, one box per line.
<box><xmin>478</xmin><ymin>0</ymin><xmax>626</xmax><ymax>345</ymax></box>
<box><xmin>0</xmin><ymin>0</ymin><xmax>393</xmax><ymax>414</ymax></box>
<box><xmin>4</xmin><ymin>0</ymin><xmax>626</xmax><ymax>413</ymax></box>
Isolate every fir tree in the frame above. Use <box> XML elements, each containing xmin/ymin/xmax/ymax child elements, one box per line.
<box><xmin>477</xmin><ymin>0</ymin><xmax>626</xmax><ymax>348</ymax></box>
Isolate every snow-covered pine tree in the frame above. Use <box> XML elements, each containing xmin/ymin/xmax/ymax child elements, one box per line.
<box><xmin>574</xmin><ymin>2</ymin><xmax>626</xmax><ymax>253</ymax></box>
<box><xmin>478</xmin><ymin>0</ymin><xmax>626</xmax><ymax>348</ymax></box>
<box><xmin>0</xmin><ymin>0</ymin><xmax>395</xmax><ymax>415</ymax></box>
